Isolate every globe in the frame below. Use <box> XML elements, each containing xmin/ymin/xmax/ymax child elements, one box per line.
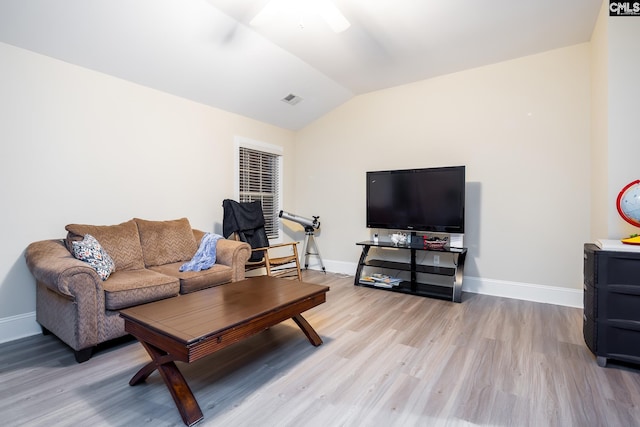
<box><xmin>617</xmin><ymin>180</ymin><xmax>640</xmax><ymax>228</ymax></box>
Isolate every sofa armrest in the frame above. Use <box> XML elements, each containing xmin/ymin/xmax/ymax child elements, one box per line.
<box><xmin>25</xmin><ymin>239</ymin><xmax>102</xmax><ymax>298</ymax></box>
<box><xmin>215</xmin><ymin>238</ymin><xmax>251</xmax><ymax>281</ymax></box>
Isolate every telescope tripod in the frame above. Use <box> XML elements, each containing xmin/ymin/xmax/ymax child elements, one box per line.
<box><xmin>302</xmin><ymin>227</ymin><xmax>325</xmax><ymax>273</ymax></box>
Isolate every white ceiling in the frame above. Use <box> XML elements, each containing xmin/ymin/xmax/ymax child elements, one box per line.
<box><xmin>0</xmin><ymin>0</ymin><xmax>602</xmax><ymax>130</ymax></box>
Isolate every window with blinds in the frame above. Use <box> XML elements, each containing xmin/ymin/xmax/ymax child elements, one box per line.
<box><xmin>238</xmin><ymin>146</ymin><xmax>281</xmax><ymax>239</ymax></box>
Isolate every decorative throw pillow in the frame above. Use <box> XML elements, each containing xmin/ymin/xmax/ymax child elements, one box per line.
<box><xmin>65</xmin><ymin>219</ymin><xmax>144</xmax><ymax>271</ymax></box>
<box><xmin>134</xmin><ymin>217</ymin><xmax>198</xmax><ymax>267</ymax></box>
<box><xmin>72</xmin><ymin>234</ymin><xmax>116</xmax><ymax>281</ymax></box>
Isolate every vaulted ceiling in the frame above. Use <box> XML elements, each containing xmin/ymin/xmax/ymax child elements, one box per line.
<box><xmin>0</xmin><ymin>0</ymin><xmax>603</xmax><ymax>130</ymax></box>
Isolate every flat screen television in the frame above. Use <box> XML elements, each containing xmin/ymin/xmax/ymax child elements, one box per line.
<box><xmin>366</xmin><ymin>166</ymin><xmax>465</xmax><ymax>233</ymax></box>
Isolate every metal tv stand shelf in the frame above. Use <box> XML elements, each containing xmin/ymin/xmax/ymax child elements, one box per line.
<box><xmin>355</xmin><ymin>240</ymin><xmax>467</xmax><ymax>303</ymax></box>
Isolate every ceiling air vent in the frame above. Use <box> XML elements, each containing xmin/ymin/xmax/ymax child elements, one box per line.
<box><xmin>281</xmin><ymin>93</ymin><xmax>303</xmax><ymax>106</ymax></box>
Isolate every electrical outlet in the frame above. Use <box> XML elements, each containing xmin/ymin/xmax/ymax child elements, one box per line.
<box><xmin>433</xmin><ymin>255</ymin><xmax>440</xmax><ymax>265</ymax></box>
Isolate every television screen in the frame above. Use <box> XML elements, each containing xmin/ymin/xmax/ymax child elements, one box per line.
<box><xmin>366</xmin><ymin>166</ymin><xmax>465</xmax><ymax>233</ymax></box>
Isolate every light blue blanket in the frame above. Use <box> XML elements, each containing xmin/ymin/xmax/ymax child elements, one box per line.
<box><xmin>179</xmin><ymin>232</ymin><xmax>222</xmax><ymax>272</ymax></box>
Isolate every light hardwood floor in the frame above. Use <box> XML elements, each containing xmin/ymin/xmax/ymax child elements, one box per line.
<box><xmin>2</xmin><ymin>271</ymin><xmax>640</xmax><ymax>427</ymax></box>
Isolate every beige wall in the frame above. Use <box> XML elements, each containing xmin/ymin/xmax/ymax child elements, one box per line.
<box><xmin>607</xmin><ymin>14</ymin><xmax>640</xmax><ymax>238</ymax></box>
<box><xmin>294</xmin><ymin>44</ymin><xmax>592</xmax><ymax>292</ymax></box>
<box><xmin>590</xmin><ymin>2</ymin><xmax>609</xmax><ymax>240</ymax></box>
<box><xmin>589</xmin><ymin>3</ymin><xmax>640</xmax><ymax>240</ymax></box>
<box><xmin>0</xmin><ymin>42</ymin><xmax>295</xmax><ymax>326</ymax></box>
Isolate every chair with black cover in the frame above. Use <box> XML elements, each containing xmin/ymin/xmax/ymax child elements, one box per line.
<box><xmin>222</xmin><ymin>199</ymin><xmax>302</xmax><ymax>281</ymax></box>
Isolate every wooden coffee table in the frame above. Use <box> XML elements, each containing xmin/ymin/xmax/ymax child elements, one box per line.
<box><xmin>120</xmin><ymin>276</ymin><xmax>329</xmax><ymax>426</ymax></box>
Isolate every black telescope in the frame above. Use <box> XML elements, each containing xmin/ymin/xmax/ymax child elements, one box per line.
<box><xmin>279</xmin><ymin>210</ymin><xmax>320</xmax><ymax>232</ymax></box>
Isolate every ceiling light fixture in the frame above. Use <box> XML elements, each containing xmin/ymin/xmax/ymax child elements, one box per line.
<box><xmin>250</xmin><ymin>0</ymin><xmax>351</xmax><ymax>33</ymax></box>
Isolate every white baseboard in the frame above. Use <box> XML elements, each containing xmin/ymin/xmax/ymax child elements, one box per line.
<box><xmin>0</xmin><ymin>311</ymin><xmax>40</xmax><ymax>344</ymax></box>
<box><xmin>462</xmin><ymin>277</ymin><xmax>583</xmax><ymax>308</ymax></box>
<box><xmin>311</xmin><ymin>260</ymin><xmax>584</xmax><ymax>308</ymax></box>
<box><xmin>307</xmin><ymin>258</ymin><xmax>355</xmax><ymax>275</ymax></box>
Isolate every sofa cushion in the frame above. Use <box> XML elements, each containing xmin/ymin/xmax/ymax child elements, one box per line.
<box><xmin>101</xmin><ymin>269</ymin><xmax>180</xmax><ymax>310</ymax></box>
<box><xmin>149</xmin><ymin>262</ymin><xmax>233</xmax><ymax>294</ymax></box>
<box><xmin>135</xmin><ymin>218</ymin><xmax>198</xmax><ymax>268</ymax></box>
<box><xmin>71</xmin><ymin>234</ymin><xmax>115</xmax><ymax>281</ymax></box>
<box><xmin>66</xmin><ymin>220</ymin><xmax>145</xmax><ymax>271</ymax></box>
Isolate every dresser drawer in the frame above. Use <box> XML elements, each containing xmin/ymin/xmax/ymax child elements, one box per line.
<box><xmin>603</xmin><ymin>256</ymin><xmax>640</xmax><ymax>286</ymax></box>
<box><xmin>602</xmin><ymin>285</ymin><xmax>640</xmax><ymax>322</ymax></box>
<box><xmin>600</xmin><ymin>320</ymin><xmax>640</xmax><ymax>363</ymax></box>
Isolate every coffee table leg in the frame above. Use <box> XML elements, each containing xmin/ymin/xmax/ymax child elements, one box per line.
<box><xmin>292</xmin><ymin>314</ymin><xmax>323</xmax><ymax>346</ymax></box>
<box><xmin>130</xmin><ymin>341</ymin><xmax>203</xmax><ymax>426</ymax></box>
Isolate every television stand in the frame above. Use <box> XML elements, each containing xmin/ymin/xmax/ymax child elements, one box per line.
<box><xmin>355</xmin><ymin>240</ymin><xmax>467</xmax><ymax>303</ymax></box>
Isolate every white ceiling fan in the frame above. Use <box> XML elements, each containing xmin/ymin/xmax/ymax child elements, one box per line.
<box><xmin>250</xmin><ymin>0</ymin><xmax>351</xmax><ymax>33</ymax></box>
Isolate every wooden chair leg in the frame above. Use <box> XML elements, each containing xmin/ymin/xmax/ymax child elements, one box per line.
<box><xmin>264</xmin><ymin>259</ymin><xmax>272</xmax><ymax>277</ymax></box>
<box><xmin>292</xmin><ymin>245</ymin><xmax>302</xmax><ymax>280</ymax></box>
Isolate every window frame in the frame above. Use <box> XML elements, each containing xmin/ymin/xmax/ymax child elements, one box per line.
<box><xmin>234</xmin><ymin>137</ymin><xmax>284</xmax><ymax>242</ymax></box>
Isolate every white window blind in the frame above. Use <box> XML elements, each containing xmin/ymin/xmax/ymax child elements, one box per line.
<box><xmin>238</xmin><ymin>146</ymin><xmax>280</xmax><ymax>239</ymax></box>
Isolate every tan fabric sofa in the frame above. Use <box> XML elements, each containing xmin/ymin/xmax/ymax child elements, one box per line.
<box><xmin>24</xmin><ymin>218</ymin><xmax>251</xmax><ymax>362</ymax></box>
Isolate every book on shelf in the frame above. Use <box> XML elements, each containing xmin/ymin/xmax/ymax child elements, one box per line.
<box><xmin>359</xmin><ymin>273</ymin><xmax>402</xmax><ymax>287</ymax></box>
<box><xmin>372</xmin><ymin>281</ymin><xmax>394</xmax><ymax>288</ymax></box>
